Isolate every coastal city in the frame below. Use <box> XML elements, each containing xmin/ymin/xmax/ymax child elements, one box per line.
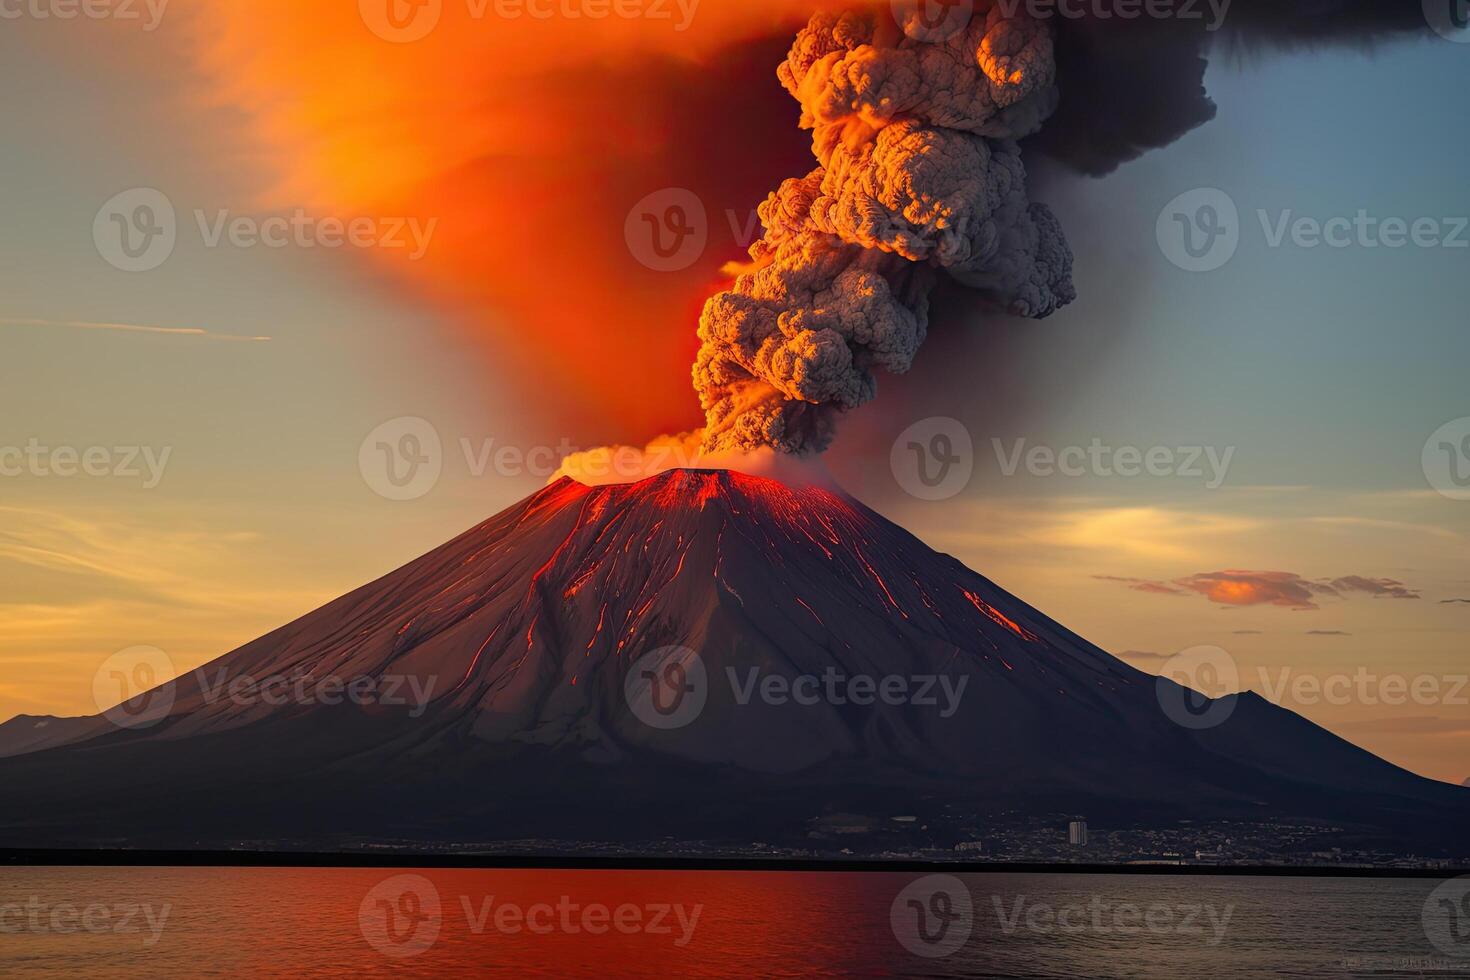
<box><xmin>336</xmin><ymin>807</ymin><xmax>1469</xmax><ymax>871</ymax></box>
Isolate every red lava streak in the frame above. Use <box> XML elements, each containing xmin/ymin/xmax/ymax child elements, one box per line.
<box><xmin>963</xmin><ymin>589</ymin><xmax>1040</xmax><ymax>642</ymax></box>
<box><xmin>416</xmin><ymin>470</ymin><xmax>1087</xmax><ymax>713</ymax></box>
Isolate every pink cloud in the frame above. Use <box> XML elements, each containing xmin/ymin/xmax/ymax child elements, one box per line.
<box><xmin>1097</xmin><ymin>569</ymin><xmax>1420</xmax><ymax>610</ymax></box>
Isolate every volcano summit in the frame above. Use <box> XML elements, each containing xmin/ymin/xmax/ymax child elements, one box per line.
<box><xmin>0</xmin><ymin>469</ymin><xmax>1464</xmax><ymax>857</ymax></box>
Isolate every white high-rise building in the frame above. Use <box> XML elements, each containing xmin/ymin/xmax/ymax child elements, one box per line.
<box><xmin>1068</xmin><ymin>819</ymin><xmax>1088</xmax><ymax>846</ymax></box>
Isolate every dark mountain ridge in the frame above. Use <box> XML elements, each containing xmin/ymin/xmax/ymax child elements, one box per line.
<box><xmin>0</xmin><ymin>469</ymin><xmax>1463</xmax><ymax>854</ymax></box>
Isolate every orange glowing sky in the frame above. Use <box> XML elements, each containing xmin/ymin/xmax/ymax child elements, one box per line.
<box><xmin>189</xmin><ymin>0</ymin><xmax>875</xmax><ymax>443</ymax></box>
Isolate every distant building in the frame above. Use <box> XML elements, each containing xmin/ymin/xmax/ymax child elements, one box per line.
<box><xmin>1068</xmin><ymin>820</ymin><xmax>1088</xmax><ymax>846</ymax></box>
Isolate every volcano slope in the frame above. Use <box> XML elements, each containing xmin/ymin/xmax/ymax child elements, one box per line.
<box><xmin>0</xmin><ymin>469</ymin><xmax>1464</xmax><ymax>854</ymax></box>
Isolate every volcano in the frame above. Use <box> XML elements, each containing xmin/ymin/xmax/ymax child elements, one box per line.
<box><xmin>0</xmin><ymin>469</ymin><xmax>1464</xmax><ymax>855</ymax></box>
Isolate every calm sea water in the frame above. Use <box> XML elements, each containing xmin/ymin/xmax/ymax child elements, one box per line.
<box><xmin>1</xmin><ymin>868</ymin><xmax>1467</xmax><ymax>977</ymax></box>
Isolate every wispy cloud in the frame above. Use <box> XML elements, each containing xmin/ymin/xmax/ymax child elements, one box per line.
<box><xmin>0</xmin><ymin>503</ymin><xmax>341</xmax><ymax>723</ymax></box>
<box><xmin>901</xmin><ymin>498</ymin><xmax>1260</xmax><ymax>566</ymax></box>
<box><xmin>1327</xmin><ymin>576</ymin><xmax>1420</xmax><ymax>600</ymax></box>
<box><xmin>1093</xmin><ymin>575</ymin><xmax>1188</xmax><ymax>596</ymax></box>
<box><xmin>1337</xmin><ymin>716</ymin><xmax>1470</xmax><ymax>735</ymax></box>
<box><xmin>0</xmin><ymin>504</ymin><xmax>279</xmax><ymax>613</ymax></box>
<box><xmin>0</xmin><ymin>317</ymin><xmax>271</xmax><ymax>343</ymax></box>
<box><xmin>1097</xmin><ymin>569</ymin><xmax>1420</xmax><ymax>610</ymax></box>
<box><xmin>1116</xmin><ymin>650</ymin><xmax>1170</xmax><ymax>661</ymax></box>
<box><xmin>1307</xmin><ymin>516</ymin><xmax>1461</xmax><ymax>542</ymax></box>
<box><xmin>1039</xmin><ymin>507</ymin><xmax>1258</xmax><ymax>562</ymax></box>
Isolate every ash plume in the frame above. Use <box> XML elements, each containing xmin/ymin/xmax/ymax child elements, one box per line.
<box><xmin>695</xmin><ymin>5</ymin><xmax>1075</xmax><ymax>455</ymax></box>
<box><xmin>189</xmin><ymin>0</ymin><xmax>1436</xmax><ymax>471</ymax></box>
<box><xmin>689</xmin><ymin>0</ymin><xmax>1431</xmax><ymax>456</ymax></box>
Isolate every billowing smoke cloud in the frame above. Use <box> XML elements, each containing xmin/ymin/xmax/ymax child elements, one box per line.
<box><xmin>182</xmin><ymin>0</ymin><xmax>1433</xmax><ymax>474</ymax></box>
<box><xmin>1035</xmin><ymin>1</ymin><xmax>1433</xmax><ymax>175</ymax></box>
<box><xmin>685</xmin><ymin>0</ymin><xmax>1431</xmax><ymax>458</ymax></box>
<box><xmin>695</xmin><ymin>6</ymin><xmax>1075</xmax><ymax>455</ymax></box>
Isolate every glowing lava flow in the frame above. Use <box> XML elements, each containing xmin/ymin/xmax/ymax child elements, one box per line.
<box><xmin>412</xmin><ymin>467</ymin><xmax>1103</xmax><ymax>729</ymax></box>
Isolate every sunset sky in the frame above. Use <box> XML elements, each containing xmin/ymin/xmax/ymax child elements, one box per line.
<box><xmin>1</xmin><ymin>6</ymin><xmax>1466</xmax><ymax>782</ymax></box>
